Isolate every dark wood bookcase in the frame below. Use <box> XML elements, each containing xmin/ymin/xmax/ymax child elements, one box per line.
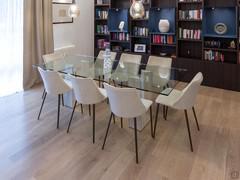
<box><xmin>94</xmin><ymin>0</ymin><xmax>240</xmax><ymax>91</ymax></box>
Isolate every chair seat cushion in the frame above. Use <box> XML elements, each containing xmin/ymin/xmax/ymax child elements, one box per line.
<box><xmin>155</xmin><ymin>89</ymin><xmax>182</xmax><ymax>107</ymax></box>
<box><xmin>141</xmin><ymin>98</ymin><xmax>153</xmax><ymax>111</ymax></box>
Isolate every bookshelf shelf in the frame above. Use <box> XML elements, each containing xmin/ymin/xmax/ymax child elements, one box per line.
<box><xmin>95</xmin><ymin>33</ymin><xmax>109</xmax><ymax>36</ymax></box>
<box><xmin>204</xmin><ymin>34</ymin><xmax>237</xmax><ymax>39</ymax></box>
<box><xmin>131</xmin><ymin>36</ymin><xmax>150</xmax><ymax>39</ymax></box>
<box><xmin>110</xmin><ymin>40</ymin><xmax>130</xmax><ymax>43</ymax></box>
<box><xmin>95</xmin><ymin>18</ymin><xmax>108</xmax><ymax>21</ymax></box>
<box><xmin>178</xmin><ymin>19</ymin><xmax>202</xmax><ymax>22</ymax></box>
<box><xmin>178</xmin><ymin>38</ymin><xmax>202</xmax><ymax>42</ymax></box>
<box><xmin>150</xmin><ymin>32</ymin><xmax>175</xmax><ymax>35</ymax></box>
<box><xmin>178</xmin><ymin>1</ymin><xmax>203</xmax><ymax>4</ymax></box>
<box><xmin>151</xmin><ymin>43</ymin><xmax>176</xmax><ymax>47</ymax></box>
<box><xmin>204</xmin><ymin>47</ymin><xmax>238</xmax><ymax>52</ymax></box>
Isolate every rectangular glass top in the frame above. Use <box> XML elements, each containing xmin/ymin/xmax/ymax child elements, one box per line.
<box><xmin>35</xmin><ymin>55</ymin><xmax>187</xmax><ymax>96</ymax></box>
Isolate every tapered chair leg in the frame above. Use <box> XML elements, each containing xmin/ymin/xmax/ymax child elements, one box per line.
<box><xmin>61</xmin><ymin>94</ymin><xmax>64</xmax><ymax>106</ymax></box>
<box><xmin>113</xmin><ymin>114</ymin><xmax>116</xmax><ymax>124</ymax></box>
<box><xmin>67</xmin><ymin>101</ymin><xmax>77</xmax><ymax>133</ymax></box>
<box><xmin>102</xmin><ymin>75</ymin><xmax>105</xmax><ymax>88</ymax></box>
<box><xmin>102</xmin><ymin>113</ymin><xmax>113</xmax><ymax>150</ymax></box>
<box><xmin>134</xmin><ymin>118</ymin><xmax>139</xmax><ymax>164</ymax></box>
<box><xmin>163</xmin><ymin>106</ymin><xmax>166</xmax><ymax>120</ymax></box>
<box><xmin>98</xmin><ymin>76</ymin><xmax>101</xmax><ymax>87</ymax></box>
<box><xmin>89</xmin><ymin>105</ymin><xmax>91</xmax><ymax>116</ymax></box>
<box><xmin>92</xmin><ymin>104</ymin><xmax>96</xmax><ymax>144</ymax></box>
<box><xmin>121</xmin><ymin>118</ymin><xmax>123</xmax><ymax>128</ymax></box>
<box><xmin>165</xmin><ymin>106</ymin><xmax>168</xmax><ymax>120</ymax></box>
<box><xmin>184</xmin><ymin>110</ymin><xmax>193</xmax><ymax>152</ymax></box>
<box><xmin>57</xmin><ymin>95</ymin><xmax>61</xmax><ymax>129</ymax></box>
<box><xmin>150</xmin><ymin>106</ymin><xmax>153</xmax><ymax>138</ymax></box>
<box><xmin>42</xmin><ymin>89</ymin><xmax>46</xmax><ymax>99</ymax></box>
<box><xmin>38</xmin><ymin>92</ymin><xmax>47</xmax><ymax>120</ymax></box>
<box><xmin>80</xmin><ymin>104</ymin><xmax>83</xmax><ymax>114</ymax></box>
<box><xmin>153</xmin><ymin>104</ymin><xmax>160</xmax><ymax>138</ymax></box>
<box><xmin>192</xmin><ymin>107</ymin><xmax>200</xmax><ymax>131</ymax></box>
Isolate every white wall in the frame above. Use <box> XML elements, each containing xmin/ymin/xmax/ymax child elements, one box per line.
<box><xmin>53</xmin><ymin>0</ymin><xmax>94</xmax><ymax>56</ymax></box>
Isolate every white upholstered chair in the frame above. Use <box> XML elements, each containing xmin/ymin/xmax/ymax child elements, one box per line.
<box><xmin>37</xmin><ymin>67</ymin><xmax>72</xmax><ymax>129</ymax></box>
<box><xmin>111</xmin><ymin>53</ymin><xmax>142</xmax><ymax>85</ymax></box>
<box><xmin>97</xmin><ymin>50</ymin><xmax>117</xmax><ymax>61</ymax></box>
<box><xmin>42</xmin><ymin>52</ymin><xmax>65</xmax><ymax>64</ymax></box>
<box><xmin>67</xmin><ymin>76</ymin><xmax>107</xmax><ymax>144</ymax></box>
<box><xmin>41</xmin><ymin>52</ymin><xmax>65</xmax><ymax>100</ymax></box>
<box><xmin>102</xmin><ymin>83</ymin><xmax>153</xmax><ymax>164</ymax></box>
<box><xmin>154</xmin><ymin>72</ymin><xmax>203</xmax><ymax>152</ymax></box>
<box><xmin>145</xmin><ymin>56</ymin><xmax>172</xmax><ymax>88</ymax></box>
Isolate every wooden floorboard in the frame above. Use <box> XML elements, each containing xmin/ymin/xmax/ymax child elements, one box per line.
<box><xmin>0</xmin><ymin>84</ymin><xmax>239</xmax><ymax>180</ymax></box>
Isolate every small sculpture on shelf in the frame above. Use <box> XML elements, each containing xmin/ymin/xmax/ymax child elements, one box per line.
<box><xmin>229</xmin><ymin>41</ymin><xmax>236</xmax><ymax>49</ymax></box>
<box><xmin>119</xmin><ymin>21</ymin><xmax>125</xmax><ymax>32</ymax></box>
<box><xmin>159</xmin><ymin>19</ymin><xmax>170</xmax><ymax>33</ymax></box>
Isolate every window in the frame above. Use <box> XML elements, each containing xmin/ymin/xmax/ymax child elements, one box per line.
<box><xmin>0</xmin><ymin>0</ymin><xmax>23</xmax><ymax>97</ymax></box>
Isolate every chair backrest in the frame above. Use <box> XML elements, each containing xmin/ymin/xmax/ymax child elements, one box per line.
<box><xmin>54</xmin><ymin>44</ymin><xmax>76</xmax><ymax>55</ymax></box>
<box><xmin>97</xmin><ymin>50</ymin><xmax>117</xmax><ymax>61</ymax></box>
<box><xmin>104</xmin><ymin>83</ymin><xmax>146</xmax><ymax>118</ymax></box>
<box><xmin>116</xmin><ymin>53</ymin><xmax>142</xmax><ymax>76</ymax></box>
<box><xmin>70</xmin><ymin>76</ymin><xmax>106</xmax><ymax>105</ymax></box>
<box><xmin>174</xmin><ymin>72</ymin><xmax>203</xmax><ymax>109</ymax></box>
<box><xmin>38</xmin><ymin>67</ymin><xmax>71</xmax><ymax>95</ymax></box>
<box><xmin>145</xmin><ymin>56</ymin><xmax>172</xmax><ymax>87</ymax></box>
<box><xmin>119</xmin><ymin>53</ymin><xmax>142</xmax><ymax>64</ymax></box>
<box><xmin>147</xmin><ymin>56</ymin><xmax>172</xmax><ymax>68</ymax></box>
<box><xmin>42</xmin><ymin>52</ymin><xmax>65</xmax><ymax>64</ymax></box>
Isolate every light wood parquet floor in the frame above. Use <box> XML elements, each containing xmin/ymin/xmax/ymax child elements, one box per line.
<box><xmin>0</xmin><ymin>84</ymin><xmax>240</xmax><ymax>180</ymax></box>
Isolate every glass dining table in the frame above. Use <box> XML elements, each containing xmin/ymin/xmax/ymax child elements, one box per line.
<box><xmin>35</xmin><ymin>54</ymin><xmax>187</xmax><ymax>96</ymax></box>
<box><xmin>34</xmin><ymin>54</ymin><xmax>187</xmax><ymax>130</ymax></box>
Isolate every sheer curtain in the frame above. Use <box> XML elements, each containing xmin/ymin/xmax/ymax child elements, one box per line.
<box><xmin>0</xmin><ymin>0</ymin><xmax>23</xmax><ymax>97</ymax></box>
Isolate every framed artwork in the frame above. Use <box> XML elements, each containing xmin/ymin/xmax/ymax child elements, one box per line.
<box><xmin>134</xmin><ymin>44</ymin><xmax>146</xmax><ymax>53</ymax></box>
<box><xmin>53</xmin><ymin>4</ymin><xmax>73</xmax><ymax>24</ymax></box>
<box><xmin>52</xmin><ymin>0</ymin><xmax>73</xmax><ymax>4</ymax></box>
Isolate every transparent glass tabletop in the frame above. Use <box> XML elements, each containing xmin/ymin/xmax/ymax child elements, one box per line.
<box><xmin>34</xmin><ymin>55</ymin><xmax>187</xmax><ymax>96</ymax></box>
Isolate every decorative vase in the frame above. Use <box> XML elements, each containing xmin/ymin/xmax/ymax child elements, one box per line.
<box><xmin>159</xmin><ymin>19</ymin><xmax>170</xmax><ymax>33</ymax></box>
<box><xmin>130</xmin><ymin>0</ymin><xmax>145</xmax><ymax>19</ymax></box>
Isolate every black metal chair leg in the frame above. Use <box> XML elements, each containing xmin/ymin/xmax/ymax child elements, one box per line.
<box><xmin>150</xmin><ymin>106</ymin><xmax>153</xmax><ymax>138</ymax></box>
<box><xmin>57</xmin><ymin>95</ymin><xmax>61</xmax><ymax>129</ymax></box>
<box><xmin>153</xmin><ymin>104</ymin><xmax>160</xmax><ymax>138</ymax></box>
<box><xmin>134</xmin><ymin>118</ymin><xmax>139</xmax><ymax>164</ymax></box>
<box><xmin>38</xmin><ymin>92</ymin><xmax>47</xmax><ymax>120</ymax></box>
<box><xmin>165</xmin><ymin>106</ymin><xmax>168</xmax><ymax>120</ymax></box>
<box><xmin>80</xmin><ymin>104</ymin><xmax>83</xmax><ymax>114</ymax></box>
<box><xmin>102</xmin><ymin>113</ymin><xmax>113</xmax><ymax>150</ymax></box>
<box><xmin>61</xmin><ymin>94</ymin><xmax>64</xmax><ymax>106</ymax></box>
<box><xmin>98</xmin><ymin>76</ymin><xmax>101</xmax><ymax>87</ymax></box>
<box><xmin>113</xmin><ymin>114</ymin><xmax>116</xmax><ymax>124</ymax></box>
<box><xmin>163</xmin><ymin>106</ymin><xmax>166</xmax><ymax>120</ymax></box>
<box><xmin>42</xmin><ymin>89</ymin><xmax>46</xmax><ymax>99</ymax></box>
<box><xmin>93</xmin><ymin>104</ymin><xmax>95</xmax><ymax>144</ymax></box>
<box><xmin>67</xmin><ymin>101</ymin><xmax>77</xmax><ymax>133</ymax></box>
<box><xmin>192</xmin><ymin>107</ymin><xmax>200</xmax><ymax>131</ymax></box>
<box><xmin>89</xmin><ymin>105</ymin><xmax>91</xmax><ymax>116</ymax></box>
<box><xmin>121</xmin><ymin>118</ymin><xmax>123</xmax><ymax>128</ymax></box>
<box><xmin>102</xmin><ymin>75</ymin><xmax>105</xmax><ymax>88</ymax></box>
<box><xmin>184</xmin><ymin>110</ymin><xmax>193</xmax><ymax>152</ymax></box>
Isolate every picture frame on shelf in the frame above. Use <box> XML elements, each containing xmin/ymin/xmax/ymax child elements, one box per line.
<box><xmin>53</xmin><ymin>4</ymin><xmax>73</xmax><ymax>24</ymax></box>
<box><xmin>134</xmin><ymin>44</ymin><xmax>146</xmax><ymax>53</ymax></box>
<box><xmin>52</xmin><ymin>0</ymin><xmax>73</xmax><ymax>4</ymax></box>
